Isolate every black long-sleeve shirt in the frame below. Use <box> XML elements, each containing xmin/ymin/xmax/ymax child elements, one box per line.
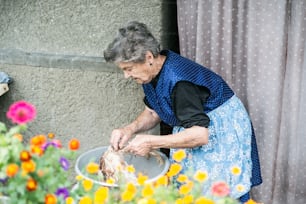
<box><xmin>144</xmin><ymin>80</ymin><xmax>210</xmax><ymax>128</ymax></box>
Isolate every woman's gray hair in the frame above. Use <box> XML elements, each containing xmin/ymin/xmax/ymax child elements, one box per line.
<box><xmin>103</xmin><ymin>21</ymin><xmax>160</xmax><ymax>64</ymax></box>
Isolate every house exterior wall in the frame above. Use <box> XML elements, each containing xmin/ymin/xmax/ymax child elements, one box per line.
<box><xmin>0</xmin><ymin>0</ymin><xmax>178</xmax><ymax>153</ymax></box>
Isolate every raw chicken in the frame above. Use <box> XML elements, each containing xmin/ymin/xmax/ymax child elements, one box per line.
<box><xmin>99</xmin><ymin>146</ymin><xmax>164</xmax><ymax>183</ymax></box>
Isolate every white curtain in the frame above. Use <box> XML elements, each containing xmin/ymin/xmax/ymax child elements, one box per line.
<box><xmin>177</xmin><ymin>0</ymin><xmax>306</xmax><ymax>203</ymax></box>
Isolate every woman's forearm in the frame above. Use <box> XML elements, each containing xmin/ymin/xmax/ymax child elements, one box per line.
<box><xmin>124</xmin><ymin>106</ymin><xmax>161</xmax><ymax>135</ymax></box>
<box><xmin>148</xmin><ymin>126</ymin><xmax>209</xmax><ymax>149</ymax></box>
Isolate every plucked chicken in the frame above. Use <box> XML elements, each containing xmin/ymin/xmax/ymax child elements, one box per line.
<box><xmin>99</xmin><ymin>146</ymin><xmax>164</xmax><ymax>183</ymax></box>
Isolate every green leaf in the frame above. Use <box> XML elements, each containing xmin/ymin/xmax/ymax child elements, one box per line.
<box><xmin>0</xmin><ymin>122</ymin><xmax>7</xmax><ymax>133</ymax></box>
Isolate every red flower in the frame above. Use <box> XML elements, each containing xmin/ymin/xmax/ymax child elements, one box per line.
<box><xmin>211</xmin><ymin>181</ymin><xmax>230</xmax><ymax>197</ymax></box>
<box><xmin>6</xmin><ymin>101</ymin><xmax>36</xmax><ymax>124</ymax></box>
<box><xmin>69</xmin><ymin>138</ymin><xmax>80</xmax><ymax>150</ymax></box>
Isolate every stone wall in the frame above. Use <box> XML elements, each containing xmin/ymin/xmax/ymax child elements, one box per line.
<box><xmin>0</xmin><ymin>0</ymin><xmax>178</xmax><ymax>153</ymax></box>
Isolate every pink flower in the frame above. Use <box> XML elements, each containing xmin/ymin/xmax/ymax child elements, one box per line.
<box><xmin>211</xmin><ymin>181</ymin><xmax>230</xmax><ymax>197</ymax></box>
<box><xmin>6</xmin><ymin>101</ymin><xmax>36</xmax><ymax>124</ymax></box>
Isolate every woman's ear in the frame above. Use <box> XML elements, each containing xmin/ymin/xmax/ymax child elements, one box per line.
<box><xmin>145</xmin><ymin>51</ymin><xmax>154</xmax><ymax>65</ymax></box>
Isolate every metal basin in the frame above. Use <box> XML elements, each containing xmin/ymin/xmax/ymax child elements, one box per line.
<box><xmin>75</xmin><ymin>146</ymin><xmax>170</xmax><ymax>187</ymax></box>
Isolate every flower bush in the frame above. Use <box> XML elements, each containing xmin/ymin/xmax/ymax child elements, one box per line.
<box><xmin>0</xmin><ymin>101</ymin><xmax>259</xmax><ymax>204</ymax></box>
<box><xmin>70</xmin><ymin>149</ymin><xmax>258</xmax><ymax>204</ymax></box>
<box><xmin>0</xmin><ymin>101</ymin><xmax>80</xmax><ymax>204</ymax></box>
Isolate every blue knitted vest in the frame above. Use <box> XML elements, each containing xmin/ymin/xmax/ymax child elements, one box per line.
<box><xmin>142</xmin><ymin>50</ymin><xmax>234</xmax><ymax>126</ymax></box>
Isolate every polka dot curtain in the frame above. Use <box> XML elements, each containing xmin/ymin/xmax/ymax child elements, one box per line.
<box><xmin>177</xmin><ymin>0</ymin><xmax>306</xmax><ymax>204</ymax></box>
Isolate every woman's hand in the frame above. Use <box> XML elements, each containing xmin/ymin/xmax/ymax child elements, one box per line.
<box><xmin>110</xmin><ymin>127</ymin><xmax>133</xmax><ymax>151</ymax></box>
<box><xmin>123</xmin><ymin>134</ymin><xmax>152</xmax><ymax>156</ymax></box>
<box><xmin>110</xmin><ymin>107</ymin><xmax>160</xmax><ymax>151</ymax></box>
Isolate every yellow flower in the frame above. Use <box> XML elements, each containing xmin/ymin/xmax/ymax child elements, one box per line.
<box><xmin>126</xmin><ymin>165</ymin><xmax>135</xmax><ymax>173</ymax></box>
<box><xmin>121</xmin><ymin>190</ymin><xmax>135</xmax><ymax>202</ymax></box>
<box><xmin>193</xmin><ymin>170</ymin><xmax>208</xmax><ymax>183</ymax></box>
<box><xmin>142</xmin><ymin>184</ymin><xmax>154</xmax><ymax>197</ymax></box>
<box><xmin>106</xmin><ymin>178</ymin><xmax>115</xmax><ymax>185</ymax></box>
<box><xmin>126</xmin><ymin>182</ymin><xmax>137</xmax><ymax>194</ymax></box>
<box><xmin>76</xmin><ymin>175</ymin><xmax>83</xmax><ymax>181</ymax></box>
<box><xmin>231</xmin><ymin>166</ymin><xmax>241</xmax><ymax>176</ymax></box>
<box><xmin>86</xmin><ymin>162</ymin><xmax>100</xmax><ymax>174</ymax></box>
<box><xmin>79</xmin><ymin>196</ymin><xmax>92</xmax><ymax>204</ymax></box>
<box><xmin>236</xmin><ymin>184</ymin><xmax>245</xmax><ymax>192</ymax></box>
<box><xmin>94</xmin><ymin>186</ymin><xmax>109</xmax><ymax>203</ymax></box>
<box><xmin>137</xmin><ymin>173</ymin><xmax>148</xmax><ymax>185</ymax></box>
<box><xmin>195</xmin><ymin>196</ymin><xmax>214</xmax><ymax>204</ymax></box>
<box><xmin>167</xmin><ymin>163</ymin><xmax>182</xmax><ymax>177</ymax></box>
<box><xmin>245</xmin><ymin>199</ymin><xmax>258</xmax><ymax>204</ymax></box>
<box><xmin>82</xmin><ymin>179</ymin><xmax>93</xmax><ymax>191</ymax></box>
<box><xmin>65</xmin><ymin>197</ymin><xmax>74</xmax><ymax>204</ymax></box>
<box><xmin>177</xmin><ymin>174</ymin><xmax>188</xmax><ymax>183</ymax></box>
<box><xmin>155</xmin><ymin>175</ymin><xmax>168</xmax><ymax>186</ymax></box>
<box><xmin>138</xmin><ymin>198</ymin><xmax>156</xmax><ymax>204</ymax></box>
<box><xmin>172</xmin><ymin>149</ymin><xmax>186</xmax><ymax>162</ymax></box>
<box><xmin>183</xmin><ymin>195</ymin><xmax>194</xmax><ymax>204</ymax></box>
<box><xmin>175</xmin><ymin>198</ymin><xmax>184</xmax><ymax>204</ymax></box>
<box><xmin>179</xmin><ymin>182</ymin><xmax>193</xmax><ymax>195</ymax></box>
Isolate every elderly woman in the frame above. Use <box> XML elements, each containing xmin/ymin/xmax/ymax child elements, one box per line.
<box><xmin>103</xmin><ymin>21</ymin><xmax>262</xmax><ymax>202</ymax></box>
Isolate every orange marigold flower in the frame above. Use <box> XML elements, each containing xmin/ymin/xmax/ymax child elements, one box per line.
<box><xmin>21</xmin><ymin>160</ymin><xmax>36</xmax><ymax>173</ymax></box>
<box><xmin>69</xmin><ymin>138</ymin><xmax>80</xmax><ymax>150</ymax></box>
<box><xmin>13</xmin><ymin>133</ymin><xmax>23</xmax><ymax>142</ymax></box>
<box><xmin>86</xmin><ymin>162</ymin><xmax>100</xmax><ymax>174</ymax></box>
<box><xmin>193</xmin><ymin>170</ymin><xmax>208</xmax><ymax>183</ymax></box>
<box><xmin>6</xmin><ymin>163</ymin><xmax>19</xmax><ymax>177</ymax></box>
<box><xmin>30</xmin><ymin>145</ymin><xmax>43</xmax><ymax>156</ymax></box>
<box><xmin>26</xmin><ymin>178</ymin><xmax>37</xmax><ymax>191</ymax></box>
<box><xmin>31</xmin><ymin>135</ymin><xmax>46</xmax><ymax>146</ymax></box>
<box><xmin>167</xmin><ymin>163</ymin><xmax>182</xmax><ymax>177</ymax></box>
<box><xmin>172</xmin><ymin>149</ymin><xmax>186</xmax><ymax>162</ymax></box>
<box><xmin>45</xmin><ymin>194</ymin><xmax>57</xmax><ymax>204</ymax></box>
<box><xmin>48</xmin><ymin>132</ymin><xmax>55</xmax><ymax>139</ymax></box>
<box><xmin>20</xmin><ymin>150</ymin><xmax>31</xmax><ymax>162</ymax></box>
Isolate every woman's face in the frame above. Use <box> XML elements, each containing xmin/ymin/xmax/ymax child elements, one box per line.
<box><xmin>117</xmin><ymin>61</ymin><xmax>153</xmax><ymax>84</ymax></box>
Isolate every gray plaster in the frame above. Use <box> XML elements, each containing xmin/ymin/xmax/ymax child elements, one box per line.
<box><xmin>0</xmin><ymin>0</ymin><xmax>178</xmax><ymax>156</ymax></box>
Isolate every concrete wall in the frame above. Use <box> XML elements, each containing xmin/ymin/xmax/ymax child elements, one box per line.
<box><xmin>0</xmin><ymin>0</ymin><xmax>178</xmax><ymax>153</ymax></box>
